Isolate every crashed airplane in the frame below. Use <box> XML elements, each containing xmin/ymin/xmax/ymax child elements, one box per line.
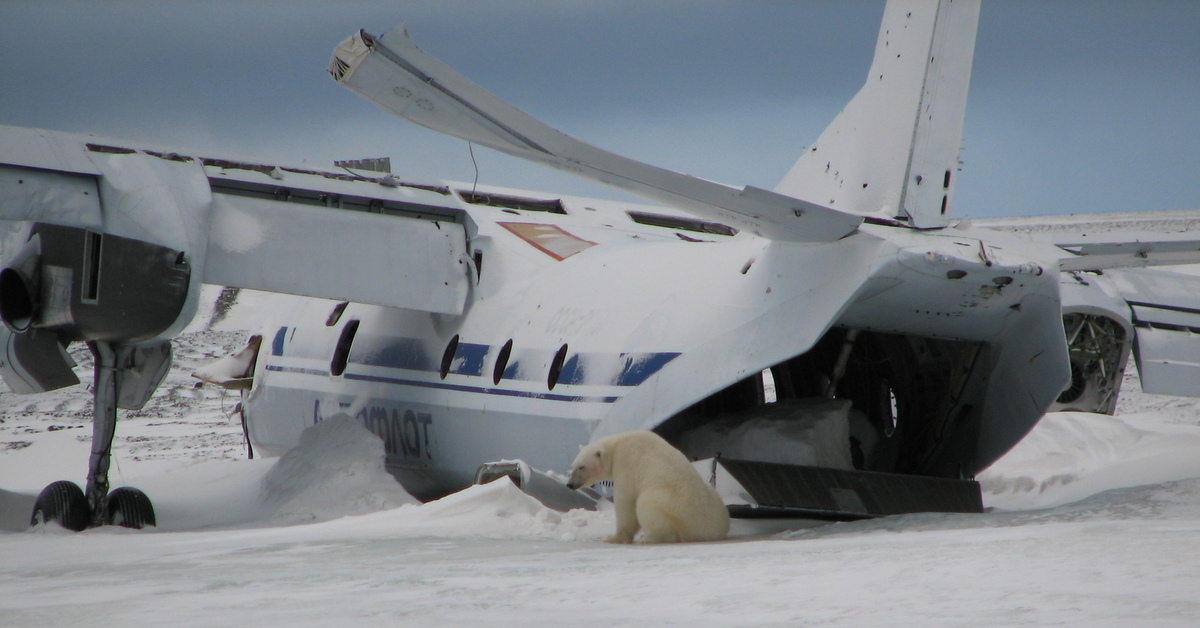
<box><xmin>3</xmin><ymin>0</ymin><xmax>1200</xmax><ymax>530</ymax></box>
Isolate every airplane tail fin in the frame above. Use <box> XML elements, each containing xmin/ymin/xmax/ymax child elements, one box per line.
<box><xmin>774</xmin><ymin>0</ymin><xmax>980</xmax><ymax>228</ymax></box>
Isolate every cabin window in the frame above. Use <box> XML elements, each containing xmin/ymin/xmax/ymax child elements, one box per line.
<box><xmin>330</xmin><ymin>320</ymin><xmax>360</xmax><ymax>377</ymax></box>
<box><xmin>440</xmin><ymin>335</ymin><xmax>460</xmax><ymax>380</ymax></box>
<box><xmin>326</xmin><ymin>301</ymin><xmax>349</xmax><ymax>326</ymax></box>
<box><xmin>548</xmin><ymin>344</ymin><xmax>569</xmax><ymax>390</ymax></box>
<box><xmin>493</xmin><ymin>339</ymin><xmax>514</xmax><ymax>385</ymax></box>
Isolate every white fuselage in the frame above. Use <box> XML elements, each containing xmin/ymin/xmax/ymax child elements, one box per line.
<box><xmin>242</xmin><ymin>181</ymin><xmax>1071</xmax><ymax>500</ymax></box>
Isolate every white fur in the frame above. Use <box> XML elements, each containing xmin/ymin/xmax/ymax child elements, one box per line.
<box><xmin>567</xmin><ymin>430</ymin><xmax>730</xmax><ymax>544</ymax></box>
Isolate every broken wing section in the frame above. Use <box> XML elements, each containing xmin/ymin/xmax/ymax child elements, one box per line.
<box><xmin>330</xmin><ymin>27</ymin><xmax>861</xmax><ymax>243</ymax></box>
<box><xmin>774</xmin><ymin>0</ymin><xmax>979</xmax><ymax>228</ymax></box>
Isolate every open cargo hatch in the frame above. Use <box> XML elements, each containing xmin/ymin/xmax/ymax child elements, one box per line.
<box><xmin>699</xmin><ymin>458</ymin><xmax>983</xmax><ymax>521</ymax></box>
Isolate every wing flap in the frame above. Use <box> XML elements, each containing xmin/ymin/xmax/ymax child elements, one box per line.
<box><xmin>330</xmin><ymin>28</ymin><xmax>861</xmax><ymax>243</ymax></box>
<box><xmin>1056</xmin><ymin>235</ymin><xmax>1200</xmax><ymax>272</ymax></box>
<box><xmin>204</xmin><ymin>193</ymin><xmax>469</xmax><ymax>316</ymax></box>
<box><xmin>974</xmin><ymin>212</ymin><xmax>1200</xmax><ymax>271</ymax></box>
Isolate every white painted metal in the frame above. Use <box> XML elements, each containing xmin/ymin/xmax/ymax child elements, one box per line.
<box><xmin>204</xmin><ymin>194</ymin><xmax>469</xmax><ymax>316</ymax></box>
<box><xmin>6</xmin><ymin>0</ymin><xmax>1200</xmax><ymax>510</ymax></box>
<box><xmin>775</xmin><ymin>0</ymin><xmax>979</xmax><ymax>228</ymax></box>
<box><xmin>330</xmin><ymin>28</ymin><xmax>862</xmax><ymax>243</ymax></box>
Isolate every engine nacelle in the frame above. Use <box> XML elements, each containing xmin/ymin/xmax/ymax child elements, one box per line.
<box><xmin>1</xmin><ymin>223</ymin><xmax>191</xmax><ymax>343</ymax></box>
<box><xmin>0</xmin><ymin>223</ymin><xmax>190</xmax><ymax>400</ymax></box>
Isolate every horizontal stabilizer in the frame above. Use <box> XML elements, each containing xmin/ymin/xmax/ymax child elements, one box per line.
<box><xmin>330</xmin><ymin>27</ymin><xmax>861</xmax><ymax>243</ymax></box>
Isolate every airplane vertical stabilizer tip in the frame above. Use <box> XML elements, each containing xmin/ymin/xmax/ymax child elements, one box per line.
<box><xmin>774</xmin><ymin>0</ymin><xmax>980</xmax><ymax>229</ymax></box>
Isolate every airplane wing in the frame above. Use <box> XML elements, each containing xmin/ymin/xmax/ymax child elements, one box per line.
<box><xmin>0</xmin><ymin>125</ymin><xmax>472</xmax><ymax>395</ymax></box>
<box><xmin>0</xmin><ymin>125</ymin><xmax>471</xmax><ymax>318</ymax></box>
<box><xmin>1054</xmin><ymin>233</ymin><xmax>1200</xmax><ymax>272</ymax></box>
<box><xmin>328</xmin><ymin>27</ymin><xmax>862</xmax><ymax>243</ymax></box>
<box><xmin>975</xmin><ymin>211</ymin><xmax>1200</xmax><ymax>272</ymax></box>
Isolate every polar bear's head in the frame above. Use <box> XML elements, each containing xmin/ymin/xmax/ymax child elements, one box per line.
<box><xmin>566</xmin><ymin>441</ymin><xmax>610</xmax><ymax>490</ymax></box>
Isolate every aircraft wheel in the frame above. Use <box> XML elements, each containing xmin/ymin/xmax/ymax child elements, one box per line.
<box><xmin>105</xmin><ymin>487</ymin><xmax>156</xmax><ymax>529</ymax></box>
<box><xmin>30</xmin><ymin>480</ymin><xmax>90</xmax><ymax>531</ymax></box>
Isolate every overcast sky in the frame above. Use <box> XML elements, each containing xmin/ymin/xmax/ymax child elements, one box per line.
<box><xmin>1</xmin><ymin>1</ymin><xmax>1197</xmax><ymax>218</ymax></box>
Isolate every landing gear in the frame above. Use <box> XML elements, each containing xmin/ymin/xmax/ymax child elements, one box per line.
<box><xmin>29</xmin><ymin>482</ymin><xmax>157</xmax><ymax>530</ymax></box>
<box><xmin>30</xmin><ymin>480</ymin><xmax>90</xmax><ymax>531</ymax></box>
<box><xmin>29</xmin><ymin>340</ymin><xmax>157</xmax><ymax>531</ymax></box>
<box><xmin>105</xmin><ymin>487</ymin><xmax>156</xmax><ymax>528</ymax></box>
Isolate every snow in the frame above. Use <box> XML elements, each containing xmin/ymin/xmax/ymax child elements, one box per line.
<box><xmin>3</xmin><ymin>285</ymin><xmax>1200</xmax><ymax>626</ymax></box>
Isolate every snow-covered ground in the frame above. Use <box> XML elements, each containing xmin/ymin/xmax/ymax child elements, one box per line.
<box><xmin>3</xmin><ymin>286</ymin><xmax>1200</xmax><ymax>626</ymax></box>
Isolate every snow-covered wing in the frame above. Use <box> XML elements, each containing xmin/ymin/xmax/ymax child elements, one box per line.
<box><xmin>329</xmin><ymin>28</ymin><xmax>861</xmax><ymax>243</ymax></box>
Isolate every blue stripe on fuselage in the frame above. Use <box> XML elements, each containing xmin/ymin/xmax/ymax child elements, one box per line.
<box><xmin>267</xmin><ymin>327</ymin><xmax>680</xmax><ymax>392</ymax></box>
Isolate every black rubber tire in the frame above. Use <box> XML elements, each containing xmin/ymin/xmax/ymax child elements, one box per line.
<box><xmin>30</xmin><ymin>480</ymin><xmax>90</xmax><ymax>531</ymax></box>
<box><xmin>105</xmin><ymin>486</ymin><xmax>156</xmax><ymax>529</ymax></box>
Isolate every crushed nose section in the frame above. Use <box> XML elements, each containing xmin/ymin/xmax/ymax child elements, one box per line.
<box><xmin>698</xmin><ymin>457</ymin><xmax>983</xmax><ymax>521</ymax></box>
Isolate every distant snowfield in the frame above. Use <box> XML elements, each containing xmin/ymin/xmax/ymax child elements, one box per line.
<box><xmin>3</xmin><ymin>285</ymin><xmax>1200</xmax><ymax>626</ymax></box>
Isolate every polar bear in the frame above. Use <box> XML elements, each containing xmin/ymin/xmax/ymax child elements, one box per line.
<box><xmin>566</xmin><ymin>430</ymin><xmax>730</xmax><ymax>544</ymax></box>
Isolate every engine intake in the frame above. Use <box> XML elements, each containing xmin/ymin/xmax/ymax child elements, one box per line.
<box><xmin>0</xmin><ymin>234</ymin><xmax>41</xmax><ymax>332</ymax></box>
